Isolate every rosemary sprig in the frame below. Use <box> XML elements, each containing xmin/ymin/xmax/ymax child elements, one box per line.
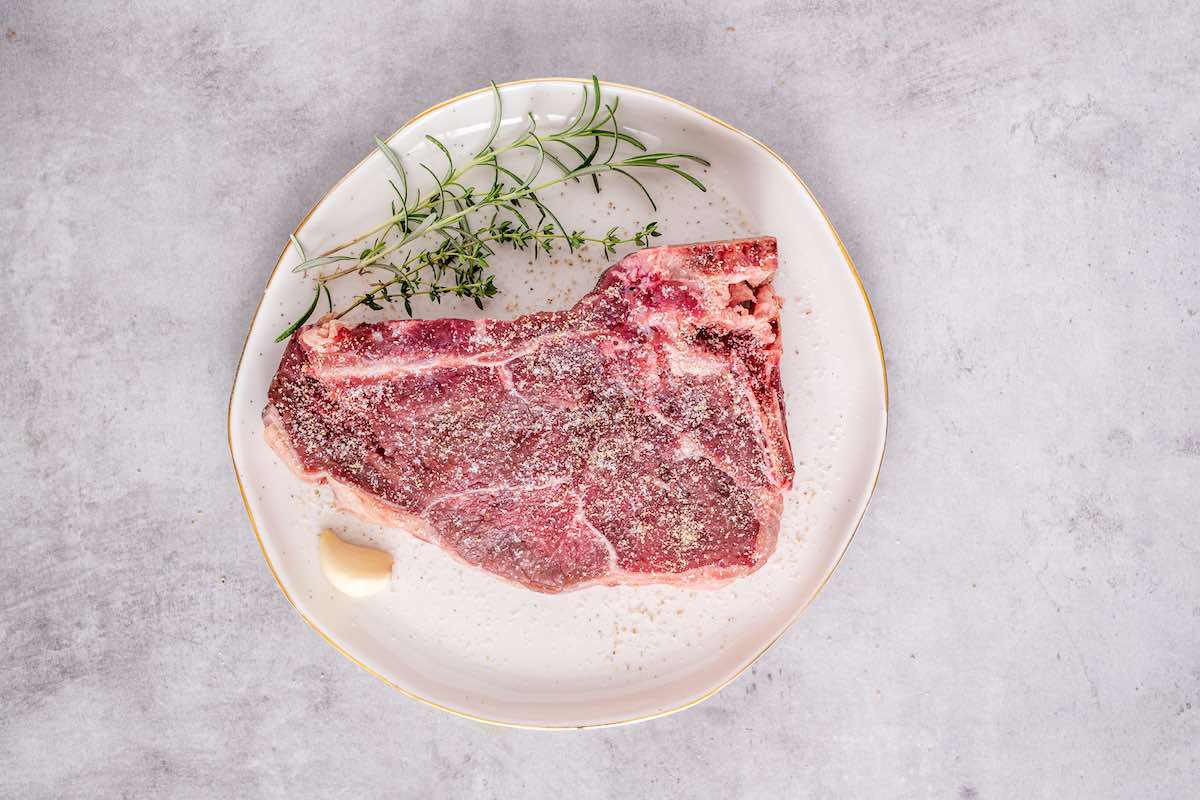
<box><xmin>276</xmin><ymin>77</ymin><xmax>707</xmax><ymax>341</ymax></box>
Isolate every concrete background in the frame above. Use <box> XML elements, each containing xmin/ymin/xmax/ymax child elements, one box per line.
<box><xmin>2</xmin><ymin>1</ymin><xmax>1198</xmax><ymax>797</ymax></box>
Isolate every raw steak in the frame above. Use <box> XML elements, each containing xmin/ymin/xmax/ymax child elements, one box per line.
<box><xmin>264</xmin><ymin>237</ymin><xmax>794</xmax><ymax>593</ymax></box>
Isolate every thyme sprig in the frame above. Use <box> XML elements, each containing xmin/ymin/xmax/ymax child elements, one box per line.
<box><xmin>277</xmin><ymin>77</ymin><xmax>707</xmax><ymax>341</ymax></box>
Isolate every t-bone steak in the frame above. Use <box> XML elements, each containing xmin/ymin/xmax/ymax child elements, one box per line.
<box><xmin>264</xmin><ymin>237</ymin><xmax>794</xmax><ymax>593</ymax></box>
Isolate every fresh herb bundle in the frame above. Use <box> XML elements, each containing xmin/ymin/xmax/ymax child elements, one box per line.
<box><xmin>277</xmin><ymin>77</ymin><xmax>709</xmax><ymax>341</ymax></box>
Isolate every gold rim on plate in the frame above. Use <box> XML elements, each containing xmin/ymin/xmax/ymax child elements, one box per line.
<box><xmin>226</xmin><ymin>77</ymin><xmax>889</xmax><ymax>730</ymax></box>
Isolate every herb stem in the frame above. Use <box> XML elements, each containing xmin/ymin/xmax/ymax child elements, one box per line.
<box><xmin>276</xmin><ymin>76</ymin><xmax>707</xmax><ymax>342</ymax></box>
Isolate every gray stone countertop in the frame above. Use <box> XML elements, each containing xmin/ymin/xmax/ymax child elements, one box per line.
<box><xmin>2</xmin><ymin>1</ymin><xmax>1197</xmax><ymax>797</ymax></box>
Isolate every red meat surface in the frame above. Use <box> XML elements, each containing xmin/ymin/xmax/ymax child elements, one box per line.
<box><xmin>264</xmin><ymin>238</ymin><xmax>793</xmax><ymax>593</ymax></box>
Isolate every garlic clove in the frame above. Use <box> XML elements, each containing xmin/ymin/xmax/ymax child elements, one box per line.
<box><xmin>318</xmin><ymin>529</ymin><xmax>394</xmax><ymax>597</ymax></box>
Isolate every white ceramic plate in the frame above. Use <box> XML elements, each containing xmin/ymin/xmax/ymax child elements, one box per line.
<box><xmin>228</xmin><ymin>78</ymin><xmax>887</xmax><ymax>729</ymax></box>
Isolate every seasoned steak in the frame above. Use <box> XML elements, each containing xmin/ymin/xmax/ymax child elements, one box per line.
<box><xmin>264</xmin><ymin>238</ymin><xmax>793</xmax><ymax>593</ymax></box>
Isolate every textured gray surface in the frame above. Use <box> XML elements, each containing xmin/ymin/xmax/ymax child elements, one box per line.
<box><xmin>2</xmin><ymin>0</ymin><xmax>1198</xmax><ymax>797</ymax></box>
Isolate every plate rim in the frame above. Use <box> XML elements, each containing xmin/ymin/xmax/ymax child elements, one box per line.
<box><xmin>227</xmin><ymin>76</ymin><xmax>889</xmax><ymax>730</ymax></box>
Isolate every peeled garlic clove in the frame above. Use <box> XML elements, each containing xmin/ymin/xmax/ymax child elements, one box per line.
<box><xmin>318</xmin><ymin>529</ymin><xmax>394</xmax><ymax>597</ymax></box>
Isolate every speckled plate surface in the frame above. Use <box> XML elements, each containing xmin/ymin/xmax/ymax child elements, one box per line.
<box><xmin>228</xmin><ymin>78</ymin><xmax>887</xmax><ymax>729</ymax></box>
